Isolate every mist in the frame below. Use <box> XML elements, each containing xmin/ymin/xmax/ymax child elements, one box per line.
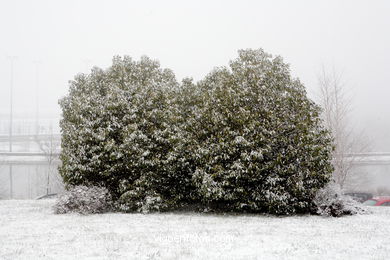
<box><xmin>2</xmin><ymin>2</ymin><xmax>390</xmax><ymax>258</ymax></box>
<box><xmin>0</xmin><ymin>0</ymin><xmax>389</xmax><ymax>152</ymax></box>
<box><xmin>0</xmin><ymin>0</ymin><xmax>390</xmax><ymax>199</ymax></box>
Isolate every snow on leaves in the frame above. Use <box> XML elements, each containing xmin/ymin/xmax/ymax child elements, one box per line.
<box><xmin>59</xmin><ymin>49</ymin><xmax>333</xmax><ymax>214</ymax></box>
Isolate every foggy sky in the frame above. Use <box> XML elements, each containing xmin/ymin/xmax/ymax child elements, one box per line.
<box><xmin>0</xmin><ymin>0</ymin><xmax>389</xmax><ymax>151</ymax></box>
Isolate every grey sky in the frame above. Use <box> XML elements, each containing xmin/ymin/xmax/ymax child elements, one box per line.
<box><xmin>0</xmin><ymin>0</ymin><xmax>389</xmax><ymax>150</ymax></box>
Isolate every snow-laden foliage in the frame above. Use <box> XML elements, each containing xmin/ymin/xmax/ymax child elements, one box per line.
<box><xmin>59</xmin><ymin>49</ymin><xmax>334</xmax><ymax>214</ymax></box>
<box><xmin>59</xmin><ymin>56</ymin><xmax>190</xmax><ymax>211</ymax></box>
<box><xmin>178</xmin><ymin>50</ymin><xmax>334</xmax><ymax>214</ymax></box>
<box><xmin>314</xmin><ymin>183</ymin><xmax>367</xmax><ymax>217</ymax></box>
<box><xmin>54</xmin><ymin>185</ymin><xmax>112</xmax><ymax>214</ymax></box>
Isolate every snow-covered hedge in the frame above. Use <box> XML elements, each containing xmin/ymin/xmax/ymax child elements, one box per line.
<box><xmin>59</xmin><ymin>49</ymin><xmax>334</xmax><ymax>214</ymax></box>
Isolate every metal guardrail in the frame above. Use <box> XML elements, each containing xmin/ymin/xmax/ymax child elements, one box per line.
<box><xmin>0</xmin><ymin>160</ymin><xmax>61</xmax><ymax>165</ymax></box>
<box><xmin>0</xmin><ymin>134</ymin><xmax>61</xmax><ymax>164</ymax></box>
<box><xmin>0</xmin><ymin>152</ymin><xmax>60</xmax><ymax>165</ymax></box>
<box><xmin>344</xmin><ymin>152</ymin><xmax>390</xmax><ymax>157</ymax></box>
<box><xmin>346</xmin><ymin>153</ymin><xmax>390</xmax><ymax>165</ymax></box>
<box><xmin>0</xmin><ymin>152</ymin><xmax>60</xmax><ymax>156</ymax></box>
<box><xmin>0</xmin><ymin>134</ymin><xmax>61</xmax><ymax>142</ymax></box>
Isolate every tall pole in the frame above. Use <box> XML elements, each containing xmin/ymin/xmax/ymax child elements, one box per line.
<box><xmin>8</xmin><ymin>56</ymin><xmax>17</xmax><ymax>152</ymax></box>
<box><xmin>33</xmin><ymin>60</ymin><xmax>42</xmax><ymax>199</ymax></box>
<box><xmin>7</xmin><ymin>56</ymin><xmax>17</xmax><ymax>199</ymax></box>
<box><xmin>33</xmin><ymin>60</ymin><xmax>41</xmax><ymax>136</ymax></box>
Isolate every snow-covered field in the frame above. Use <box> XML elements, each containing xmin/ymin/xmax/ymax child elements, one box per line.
<box><xmin>0</xmin><ymin>200</ymin><xmax>389</xmax><ymax>259</ymax></box>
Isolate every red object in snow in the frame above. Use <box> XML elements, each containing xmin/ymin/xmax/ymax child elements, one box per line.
<box><xmin>363</xmin><ymin>196</ymin><xmax>390</xmax><ymax>206</ymax></box>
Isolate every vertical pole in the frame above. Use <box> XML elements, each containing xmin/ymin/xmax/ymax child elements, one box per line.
<box><xmin>8</xmin><ymin>56</ymin><xmax>17</xmax><ymax>199</ymax></box>
<box><xmin>34</xmin><ymin>60</ymin><xmax>41</xmax><ymax>136</ymax></box>
<box><xmin>9</xmin><ymin>57</ymin><xmax>15</xmax><ymax>153</ymax></box>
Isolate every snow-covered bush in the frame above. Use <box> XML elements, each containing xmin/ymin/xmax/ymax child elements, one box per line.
<box><xmin>313</xmin><ymin>183</ymin><xmax>367</xmax><ymax>217</ymax></box>
<box><xmin>117</xmin><ymin>189</ymin><xmax>166</xmax><ymax>213</ymax></box>
<box><xmin>59</xmin><ymin>49</ymin><xmax>334</xmax><ymax>214</ymax></box>
<box><xmin>54</xmin><ymin>185</ymin><xmax>112</xmax><ymax>214</ymax></box>
<box><xmin>178</xmin><ymin>49</ymin><xmax>334</xmax><ymax>214</ymax></box>
<box><xmin>59</xmin><ymin>56</ymin><xmax>194</xmax><ymax>211</ymax></box>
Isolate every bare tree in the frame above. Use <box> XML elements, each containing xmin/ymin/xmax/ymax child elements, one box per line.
<box><xmin>317</xmin><ymin>66</ymin><xmax>369</xmax><ymax>190</ymax></box>
<box><xmin>34</xmin><ymin>125</ymin><xmax>62</xmax><ymax>196</ymax></box>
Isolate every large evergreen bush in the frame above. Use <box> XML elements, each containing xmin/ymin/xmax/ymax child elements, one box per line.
<box><xmin>59</xmin><ymin>49</ymin><xmax>333</xmax><ymax>214</ymax></box>
<box><xmin>59</xmin><ymin>56</ymin><xmax>189</xmax><ymax>212</ymax></box>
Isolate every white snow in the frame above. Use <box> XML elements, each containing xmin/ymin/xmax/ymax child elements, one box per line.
<box><xmin>1</xmin><ymin>199</ymin><xmax>389</xmax><ymax>259</ymax></box>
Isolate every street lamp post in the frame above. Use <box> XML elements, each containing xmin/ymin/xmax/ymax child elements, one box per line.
<box><xmin>33</xmin><ymin>60</ymin><xmax>41</xmax><ymax>136</ymax></box>
<box><xmin>7</xmin><ymin>56</ymin><xmax>17</xmax><ymax>199</ymax></box>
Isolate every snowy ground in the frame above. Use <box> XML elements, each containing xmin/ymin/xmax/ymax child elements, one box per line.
<box><xmin>0</xmin><ymin>200</ymin><xmax>389</xmax><ymax>259</ymax></box>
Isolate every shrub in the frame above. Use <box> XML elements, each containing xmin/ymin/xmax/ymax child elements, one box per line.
<box><xmin>178</xmin><ymin>50</ymin><xmax>334</xmax><ymax>214</ymax></box>
<box><xmin>59</xmin><ymin>56</ymin><xmax>192</xmax><ymax>210</ymax></box>
<box><xmin>313</xmin><ymin>183</ymin><xmax>367</xmax><ymax>217</ymax></box>
<box><xmin>54</xmin><ymin>185</ymin><xmax>112</xmax><ymax>214</ymax></box>
<box><xmin>117</xmin><ymin>189</ymin><xmax>166</xmax><ymax>213</ymax></box>
<box><xmin>59</xmin><ymin>49</ymin><xmax>334</xmax><ymax>214</ymax></box>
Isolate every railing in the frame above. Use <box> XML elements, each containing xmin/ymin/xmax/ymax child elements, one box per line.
<box><xmin>0</xmin><ymin>134</ymin><xmax>61</xmax><ymax>142</ymax></box>
<box><xmin>0</xmin><ymin>152</ymin><xmax>61</xmax><ymax>165</ymax></box>
<box><xmin>0</xmin><ymin>134</ymin><xmax>61</xmax><ymax>165</ymax></box>
<box><xmin>344</xmin><ymin>152</ymin><xmax>390</xmax><ymax>157</ymax></box>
